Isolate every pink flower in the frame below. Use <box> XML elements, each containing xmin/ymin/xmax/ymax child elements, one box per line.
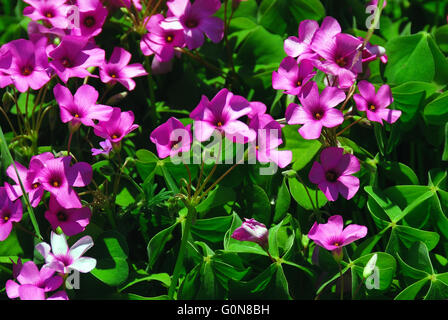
<box><xmin>4</xmin><ymin>153</ymin><xmax>54</xmax><ymax>208</ymax></box>
<box><xmin>310</xmin><ymin>17</ymin><xmax>363</xmax><ymax>88</ymax></box>
<box><xmin>140</xmin><ymin>14</ymin><xmax>185</xmax><ymax>62</ymax></box>
<box><xmin>91</xmin><ymin>139</ymin><xmax>113</xmax><ymax>156</ymax></box>
<box><xmin>54</xmin><ymin>83</ymin><xmax>113</xmax><ymax>128</ymax></box>
<box><xmin>150</xmin><ymin>117</ymin><xmax>192</xmax><ymax>159</ymax></box>
<box><xmin>99</xmin><ymin>47</ymin><xmax>148</xmax><ymax>91</ymax></box>
<box><xmin>93</xmin><ymin>107</ymin><xmax>139</xmax><ymax>144</ymax></box>
<box><xmin>49</xmin><ymin>35</ymin><xmax>105</xmax><ymax>83</ymax></box>
<box><xmin>0</xmin><ymin>46</ymin><xmax>12</xmax><ymax>88</ymax></box>
<box><xmin>284</xmin><ymin>19</ymin><xmax>320</xmax><ymax>62</ymax></box>
<box><xmin>286</xmin><ymin>81</ymin><xmax>345</xmax><ymax>140</ymax></box>
<box><xmin>36</xmin><ymin>156</ymin><xmax>92</xmax><ymax>209</ymax></box>
<box><xmin>44</xmin><ymin>196</ymin><xmax>91</xmax><ymax>236</ymax></box>
<box><xmin>72</xmin><ymin>0</ymin><xmax>108</xmax><ymax>38</ymax></box>
<box><xmin>353</xmin><ymin>81</ymin><xmax>401</xmax><ymax>125</ymax></box>
<box><xmin>309</xmin><ymin>147</ymin><xmax>360</xmax><ymax>201</ymax></box>
<box><xmin>162</xmin><ymin>0</ymin><xmax>224</xmax><ymax>50</ymax></box>
<box><xmin>27</xmin><ymin>21</ymin><xmax>66</xmax><ymax>54</ymax></box>
<box><xmin>272</xmin><ymin>57</ymin><xmax>316</xmax><ymax>96</ymax></box>
<box><xmin>106</xmin><ymin>0</ymin><xmax>142</xmax><ymax>10</ymax></box>
<box><xmin>247</xmin><ymin>101</ymin><xmax>267</xmax><ymax>120</ymax></box>
<box><xmin>190</xmin><ymin>88</ymin><xmax>255</xmax><ymax>142</ymax></box>
<box><xmin>308</xmin><ymin>215</ymin><xmax>367</xmax><ymax>255</ymax></box>
<box><xmin>36</xmin><ymin>231</ymin><xmax>97</xmax><ymax>274</ymax></box>
<box><xmin>0</xmin><ymin>187</ymin><xmax>22</xmax><ymax>241</ymax></box>
<box><xmin>2</xmin><ymin>39</ymin><xmax>50</xmax><ymax>92</ymax></box>
<box><xmin>248</xmin><ymin>113</ymin><xmax>292</xmax><ymax>169</ymax></box>
<box><xmin>231</xmin><ymin>218</ymin><xmax>269</xmax><ymax>250</ymax></box>
<box><xmin>5</xmin><ymin>261</ymin><xmax>67</xmax><ymax>300</ymax></box>
<box><xmin>23</xmin><ymin>0</ymin><xmax>69</xmax><ymax>28</ymax></box>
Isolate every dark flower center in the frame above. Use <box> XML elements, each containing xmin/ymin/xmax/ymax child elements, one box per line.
<box><xmin>165</xmin><ymin>34</ymin><xmax>174</xmax><ymax>43</ymax></box>
<box><xmin>297</xmin><ymin>80</ymin><xmax>302</xmax><ymax>87</ymax></box>
<box><xmin>325</xmin><ymin>170</ymin><xmax>339</xmax><ymax>182</ymax></box>
<box><xmin>32</xmin><ymin>183</ymin><xmax>40</xmax><ymax>189</ymax></box>
<box><xmin>186</xmin><ymin>19</ymin><xmax>198</xmax><ymax>29</ymax></box>
<box><xmin>45</xmin><ymin>11</ymin><xmax>54</xmax><ymax>18</ymax></box>
<box><xmin>57</xmin><ymin>211</ymin><xmax>68</xmax><ymax>222</ymax></box>
<box><xmin>336</xmin><ymin>57</ymin><xmax>346</xmax><ymax>67</ymax></box>
<box><xmin>216</xmin><ymin>121</ymin><xmax>223</xmax><ymax>127</ymax></box>
<box><xmin>61</xmin><ymin>58</ymin><xmax>72</xmax><ymax>68</ymax></box>
<box><xmin>50</xmin><ymin>179</ymin><xmax>62</xmax><ymax>188</ymax></box>
<box><xmin>313</xmin><ymin>111</ymin><xmax>324</xmax><ymax>120</ymax></box>
<box><xmin>74</xmin><ymin>113</ymin><xmax>80</xmax><ymax>118</ymax></box>
<box><xmin>84</xmin><ymin>16</ymin><xmax>96</xmax><ymax>28</ymax></box>
<box><xmin>111</xmin><ymin>133</ymin><xmax>120</xmax><ymax>140</ymax></box>
<box><xmin>2</xmin><ymin>212</ymin><xmax>11</xmax><ymax>223</ymax></box>
<box><xmin>369</xmin><ymin>104</ymin><xmax>377</xmax><ymax>111</ymax></box>
<box><xmin>21</xmin><ymin>66</ymin><xmax>33</xmax><ymax>76</ymax></box>
<box><xmin>333</xmin><ymin>241</ymin><xmax>340</xmax><ymax>247</ymax></box>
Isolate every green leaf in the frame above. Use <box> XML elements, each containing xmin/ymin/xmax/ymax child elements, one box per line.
<box><xmin>351</xmin><ymin>252</ymin><xmax>397</xmax><ymax>291</ymax></box>
<box><xmin>191</xmin><ymin>214</ymin><xmax>234</xmax><ymax>244</ymax></box>
<box><xmin>402</xmin><ymin>242</ymin><xmax>434</xmax><ymax>275</ymax></box>
<box><xmin>423</xmin><ymin>91</ymin><xmax>448</xmax><ymax>125</ymax></box>
<box><xmin>273</xmin><ymin>177</ymin><xmax>291</xmax><ymax>223</ymax></box>
<box><xmin>434</xmin><ymin>24</ymin><xmax>448</xmax><ymax>53</ymax></box>
<box><xmin>364</xmin><ymin>186</ymin><xmax>404</xmax><ymax>223</ymax></box>
<box><xmin>90</xmin><ymin>231</ymin><xmax>129</xmax><ymax>287</ymax></box>
<box><xmin>394</xmin><ymin>278</ymin><xmax>429</xmax><ymax>300</ymax></box>
<box><xmin>196</xmin><ymin>186</ymin><xmax>236</xmax><ymax>214</ymax></box>
<box><xmin>394</xmin><ymin>225</ymin><xmax>440</xmax><ymax>252</ymax></box>
<box><xmin>242</xmin><ymin>184</ymin><xmax>271</xmax><ymax>225</ymax></box>
<box><xmin>380</xmin><ymin>161</ymin><xmax>419</xmax><ymax>185</ymax></box>
<box><xmin>280</xmin><ymin>125</ymin><xmax>322</xmax><ymax>171</ymax></box>
<box><xmin>119</xmin><ymin>273</ymin><xmax>171</xmax><ymax>293</ymax></box>
<box><xmin>146</xmin><ymin>222</ymin><xmax>180</xmax><ymax>270</ymax></box>
<box><xmin>443</xmin><ymin>122</ymin><xmax>448</xmax><ymax>161</ymax></box>
<box><xmin>289</xmin><ymin>178</ymin><xmax>327</xmax><ymax>210</ymax></box>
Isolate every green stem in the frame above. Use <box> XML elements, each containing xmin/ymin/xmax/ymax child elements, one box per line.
<box><xmin>168</xmin><ymin>206</ymin><xmax>196</xmax><ymax>299</ymax></box>
<box><xmin>339</xmin><ymin>262</ymin><xmax>344</xmax><ymax>300</ymax></box>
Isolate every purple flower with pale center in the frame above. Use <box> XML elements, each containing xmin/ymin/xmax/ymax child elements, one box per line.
<box><xmin>54</xmin><ymin>83</ymin><xmax>113</xmax><ymax>128</ymax></box>
<box><xmin>93</xmin><ymin>107</ymin><xmax>139</xmax><ymax>144</ymax></box>
<box><xmin>284</xmin><ymin>19</ymin><xmax>320</xmax><ymax>62</ymax></box>
<box><xmin>150</xmin><ymin>117</ymin><xmax>192</xmax><ymax>159</ymax></box>
<box><xmin>310</xmin><ymin>17</ymin><xmax>363</xmax><ymax>88</ymax></box>
<box><xmin>286</xmin><ymin>81</ymin><xmax>345</xmax><ymax>140</ymax></box>
<box><xmin>36</xmin><ymin>231</ymin><xmax>97</xmax><ymax>274</ymax></box>
<box><xmin>309</xmin><ymin>147</ymin><xmax>360</xmax><ymax>201</ymax></box>
<box><xmin>249</xmin><ymin>113</ymin><xmax>292</xmax><ymax>169</ymax></box>
<box><xmin>4</xmin><ymin>153</ymin><xmax>54</xmax><ymax>208</ymax></box>
<box><xmin>100</xmin><ymin>47</ymin><xmax>148</xmax><ymax>91</ymax></box>
<box><xmin>272</xmin><ymin>57</ymin><xmax>316</xmax><ymax>96</ymax></box>
<box><xmin>2</xmin><ymin>39</ymin><xmax>50</xmax><ymax>93</ymax></box>
<box><xmin>44</xmin><ymin>196</ymin><xmax>91</xmax><ymax>236</ymax></box>
<box><xmin>353</xmin><ymin>81</ymin><xmax>401</xmax><ymax>125</ymax></box>
<box><xmin>361</xmin><ymin>39</ymin><xmax>388</xmax><ymax>64</ymax></box>
<box><xmin>140</xmin><ymin>14</ymin><xmax>185</xmax><ymax>62</ymax></box>
<box><xmin>162</xmin><ymin>0</ymin><xmax>224</xmax><ymax>50</ymax></box>
<box><xmin>49</xmin><ymin>35</ymin><xmax>105</xmax><ymax>83</ymax></box>
<box><xmin>23</xmin><ymin>0</ymin><xmax>69</xmax><ymax>28</ymax></box>
<box><xmin>5</xmin><ymin>261</ymin><xmax>67</xmax><ymax>300</ymax></box>
<box><xmin>0</xmin><ymin>187</ymin><xmax>22</xmax><ymax>241</ymax></box>
<box><xmin>91</xmin><ymin>139</ymin><xmax>113</xmax><ymax>156</ymax></box>
<box><xmin>231</xmin><ymin>218</ymin><xmax>269</xmax><ymax>250</ymax></box>
<box><xmin>190</xmin><ymin>88</ymin><xmax>255</xmax><ymax>142</ymax></box>
<box><xmin>36</xmin><ymin>156</ymin><xmax>92</xmax><ymax>209</ymax></box>
<box><xmin>308</xmin><ymin>215</ymin><xmax>367</xmax><ymax>255</ymax></box>
<box><xmin>71</xmin><ymin>0</ymin><xmax>108</xmax><ymax>38</ymax></box>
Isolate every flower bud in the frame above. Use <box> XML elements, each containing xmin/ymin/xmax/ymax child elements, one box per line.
<box><xmin>231</xmin><ymin>218</ymin><xmax>269</xmax><ymax>250</ymax></box>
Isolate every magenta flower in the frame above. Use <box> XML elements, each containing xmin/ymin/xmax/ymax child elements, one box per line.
<box><xmin>91</xmin><ymin>139</ymin><xmax>113</xmax><ymax>156</ymax></box>
<box><xmin>310</xmin><ymin>17</ymin><xmax>363</xmax><ymax>88</ymax></box>
<box><xmin>73</xmin><ymin>0</ymin><xmax>108</xmax><ymax>38</ymax></box>
<box><xmin>93</xmin><ymin>107</ymin><xmax>139</xmax><ymax>144</ymax></box>
<box><xmin>49</xmin><ymin>35</ymin><xmax>105</xmax><ymax>83</ymax></box>
<box><xmin>284</xmin><ymin>19</ymin><xmax>320</xmax><ymax>62</ymax></box>
<box><xmin>44</xmin><ymin>196</ymin><xmax>91</xmax><ymax>236</ymax></box>
<box><xmin>249</xmin><ymin>113</ymin><xmax>292</xmax><ymax>169</ymax></box>
<box><xmin>309</xmin><ymin>147</ymin><xmax>360</xmax><ymax>201</ymax></box>
<box><xmin>4</xmin><ymin>153</ymin><xmax>54</xmax><ymax>208</ymax></box>
<box><xmin>190</xmin><ymin>88</ymin><xmax>255</xmax><ymax>142</ymax></box>
<box><xmin>231</xmin><ymin>218</ymin><xmax>269</xmax><ymax>250</ymax></box>
<box><xmin>23</xmin><ymin>0</ymin><xmax>69</xmax><ymax>28</ymax></box>
<box><xmin>27</xmin><ymin>21</ymin><xmax>66</xmax><ymax>54</ymax></box>
<box><xmin>37</xmin><ymin>156</ymin><xmax>92</xmax><ymax>209</ymax></box>
<box><xmin>5</xmin><ymin>261</ymin><xmax>66</xmax><ymax>300</ymax></box>
<box><xmin>272</xmin><ymin>57</ymin><xmax>316</xmax><ymax>96</ymax></box>
<box><xmin>308</xmin><ymin>215</ymin><xmax>367</xmax><ymax>255</ymax></box>
<box><xmin>36</xmin><ymin>232</ymin><xmax>97</xmax><ymax>274</ymax></box>
<box><xmin>106</xmin><ymin>0</ymin><xmax>142</xmax><ymax>10</ymax></box>
<box><xmin>2</xmin><ymin>39</ymin><xmax>50</xmax><ymax>92</ymax></box>
<box><xmin>286</xmin><ymin>81</ymin><xmax>345</xmax><ymax>140</ymax></box>
<box><xmin>54</xmin><ymin>84</ymin><xmax>113</xmax><ymax>128</ymax></box>
<box><xmin>0</xmin><ymin>187</ymin><xmax>22</xmax><ymax>241</ymax></box>
<box><xmin>353</xmin><ymin>81</ymin><xmax>401</xmax><ymax>125</ymax></box>
<box><xmin>99</xmin><ymin>47</ymin><xmax>148</xmax><ymax>91</ymax></box>
<box><xmin>150</xmin><ymin>117</ymin><xmax>192</xmax><ymax>159</ymax></box>
<box><xmin>140</xmin><ymin>14</ymin><xmax>185</xmax><ymax>62</ymax></box>
<box><xmin>247</xmin><ymin>101</ymin><xmax>267</xmax><ymax>120</ymax></box>
<box><xmin>361</xmin><ymin>39</ymin><xmax>388</xmax><ymax>64</ymax></box>
<box><xmin>162</xmin><ymin>0</ymin><xmax>224</xmax><ymax>50</ymax></box>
